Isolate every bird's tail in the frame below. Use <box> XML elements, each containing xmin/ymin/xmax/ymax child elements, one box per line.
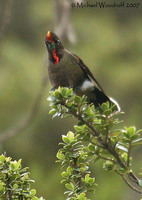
<box><xmin>109</xmin><ymin>97</ymin><xmax>121</xmax><ymax>112</ymax></box>
<box><xmin>88</xmin><ymin>87</ymin><xmax>120</xmax><ymax>112</ymax></box>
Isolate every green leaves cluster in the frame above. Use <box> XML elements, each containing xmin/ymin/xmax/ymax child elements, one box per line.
<box><xmin>0</xmin><ymin>154</ymin><xmax>44</xmax><ymax>200</ymax></box>
<box><xmin>48</xmin><ymin>87</ymin><xmax>142</xmax><ymax>199</ymax></box>
<box><xmin>57</xmin><ymin>131</ymin><xmax>96</xmax><ymax>200</ymax></box>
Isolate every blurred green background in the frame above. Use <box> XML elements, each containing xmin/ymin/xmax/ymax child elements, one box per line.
<box><xmin>0</xmin><ymin>0</ymin><xmax>142</xmax><ymax>199</ymax></box>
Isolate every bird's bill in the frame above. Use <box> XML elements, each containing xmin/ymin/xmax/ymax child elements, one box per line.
<box><xmin>46</xmin><ymin>31</ymin><xmax>54</xmax><ymax>43</ymax></box>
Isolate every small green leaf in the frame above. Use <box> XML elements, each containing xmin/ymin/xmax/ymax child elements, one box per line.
<box><xmin>61</xmin><ymin>172</ymin><xmax>69</xmax><ymax>178</ymax></box>
<box><xmin>88</xmin><ymin>177</ymin><xmax>95</xmax><ymax>184</ymax></box>
<box><xmin>117</xmin><ymin>168</ymin><xmax>127</xmax><ymax>174</ymax></box>
<box><xmin>32</xmin><ymin>197</ymin><xmax>39</xmax><ymax>200</ymax></box>
<box><xmin>30</xmin><ymin>189</ymin><xmax>36</xmax><ymax>196</ymax></box>
<box><xmin>103</xmin><ymin>161</ymin><xmax>114</xmax><ymax>171</ymax></box>
<box><xmin>77</xmin><ymin>192</ymin><xmax>87</xmax><ymax>200</ymax></box>
<box><xmin>56</xmin><ymin>151</ymin><xmax>65</xmax><ymax>160</ymax></box>
<box><xmin>88</xmin><ymin>143</ymin><xmax>95</xmax><ymax>151</ymax></box>
<box><xmin>54</xmin><ymin>89</ymin><xmax>61</xmax><ymax>96</ymax></box>
<box><xmin>124</xmin><ymin>126</ymin><xmax>136</xmax><ymax>138</ymax></box>
<box><xmin>67</xmin><ymin>166</ymin><xmax>73</xmax><ymax>176</ymax></box>
<box><xmin>67</xmin><ymin>131</ymin><xmax>75</xmax><ymax>142</ymax></box>
<box><xmin>74</xmin><ymin>96</ymin><xmax>81</xmax><ymax>103</ymax></box>
<box><xmin>138</xmin><ymin>179</ymin><xmax>142</xmax><ymax>187</ymax></box>
<box><xmin>65</xmin><ymin>183</ymin><xmax>74</xmax><ymax>191</ymax></box>
<box><xmin>49</xmin><ymin>109</ymin><xmax>57</xmax><ymax>115</ymax></box>
<box><xmin>0</xmin><ymin>155</ymin><xmax>5</xmax><ymax>164</ymax></box>
<box><xmin>38</xmin><ymin>197</ymin><xmax>45</xmax><ymax>200</ymax></box>
<box><xmin>9</xmin><ymin>160</ymin><xmax>21</xmax><ymax>171</ymax></box>
<box><xmin>62</xmin><ymin>135</ymin><xmax>70</xmax><ymax>144</ymax></box>
<box><xmin>116</xmin><ymin>144</ymin><xmax>128</xmax><ymax>152</ymax></box>
<box><xmin>132</xmin><ymin>138</ymin><xmax>142</xmax><ymax>146</ymax></box>
<box><xmin>74</xmin><ymin>125</ymin><xmax>87</xmax><ymax>132</ymax></box>
<box><xmin>100</xmin><ymin>102</ymin><xmax>109</xmax><ymax>112</ymax></box>
<box><xmin>80</xmin><ymin>167</ymin><xmax>86</xmax><ymax>172</ymax></box>
<box><xmin>85</xmin><ymin>174</ymin><xmax>91</xmax><ymax>183</ymax></box>
<box><xmin>47</xmin><ymin>95</ymin><xmax>55</xmax><ymax>102</ymax></box>
<box><xmin>0</xmin><ymin>182</ymin><xmax>5</xmax><ymax>193</ymax></box>
<box><xmin>66</xmin><ymin>88</ymin><xmax>73</xmax><ymax>96</ymax></box>
<box><xmin>121</xmin><ymin>153</ymin><xmax>128</xmax><ymax>162</ymax></box>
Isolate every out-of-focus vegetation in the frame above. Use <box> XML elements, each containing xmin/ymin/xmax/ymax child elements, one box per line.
<box><xmin>0</xmin><ymin>154</ymin><xmax>44</xmax><ymax>200</ymax></box>
<box><xmin>0</xmin><ymin>0</ymin><xmax>142</xmax><ymax>199</ymax></box>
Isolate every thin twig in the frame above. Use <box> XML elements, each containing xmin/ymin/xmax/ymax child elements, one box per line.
<box><xmin>0</xmin><ymin>59</ymin><xmax>48</xmax><ymax>143</ymax></box>
<box><xmin>116</xmin><ymin>171</ymin><xmax>142</xmax><ymax>195</ymax></box>
<box><xmin>127</xmin><ymin>144</ymin><xmax>132</xmax><ymax>167</ymax></box>
<box><xmin>68</xmin><ymin>108</ymin><xmax>99</xmax><ymax>137</ymax></box>
<box><xmin>53</xmin><ymin>0</ymin><xmax>77</xmax><ymax>43</ymax></box>
<box><xmin>5</xmin><ymin>174</ymin><xmax>12</xmax><ymax>200</ymax></box>
<box><xmin>0</xmin><ymin>0</ymin><xmax>13</xmax><ymax>43</ymax></box>
<box><xmin>89</xmin><ymin>141</ymin><xmax>103</xmax><ymax>148</ymax></box>
<box><xmin>128</xmin><ymin>172</ymin><xmax>139</xmax><ymax>185</ymax></box>
<box><xmin>98</xmin><ymin>154</ymin><xmax>117</xmax><ymax>164</ymax></box>
<box><xmin>105</xmin><ymin>117</ymin><xmax>109</xmax><ymax>143</ymax></box>
<box><xmin>106</xmin><ymin>144</ymin><xmax>139</xmax><ymax>186</ymax></box>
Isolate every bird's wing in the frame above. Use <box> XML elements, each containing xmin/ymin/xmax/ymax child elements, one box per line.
<box><xmin>72</xmin><ymin>53</ymin><xmax>105</xmax><ymax>93</ymax></box>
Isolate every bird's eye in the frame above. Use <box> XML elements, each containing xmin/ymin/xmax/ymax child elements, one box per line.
<box><xmin>57</xmin><ymin>39</ymin><xmax>61</xmax><ymax>45</ymax></box>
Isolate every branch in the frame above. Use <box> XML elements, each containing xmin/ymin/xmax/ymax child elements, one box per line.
<box><xmin>0</xmin><ymin>0</ymin><xmax>13</xmax><ymax>43</ymax></box>
<box><xmin>53</xmin><ymin>0</ymin><xmax>77</xmax><ymax>43</ymax></box>
<box><xmin>67</xmin><ymin>106</ymin><xmax>126</xmax><ymax>167</ymax></box>
<box><xmin>0</xmin><ymin>59</ymin><xmax>48</xmax><ymax>143</ymax></box>
<box><xmin>67</xmin><ymin>108</ymin><xmax>99</xmax><ymax>137</ymax></box>
<box><xmin>64</xmin><ymin>102</ymin><xmax>140</xmax><ymax>186</ymax></box>
<box><xmin>48</xmin><ymin>87</ymin><xmax>142</xmax><ymax>195</ymax></box>
<box><xmin>63</xmin><ymin>103</ymin><xmax>126</xmax><ymax>167</ymax></box>
<box><xmin>117</xmin><ymin>171</ymin><xmax>142</xmax><ymax>195</ymax></box>
<box><xmin>98</xmin><ymin>154</ymin><xmax>117</xmax><ymax>164</ymax></box>
<box><xmin>128</xmin><ymin>172</ymin><xmax>139</xmax><ymax>185</ymax></box>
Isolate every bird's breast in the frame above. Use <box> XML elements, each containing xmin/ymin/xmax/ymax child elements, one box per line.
<box><xmin>48</xmin><ymin>54</ymin><xmax>86</xmax><ymax>89</ymax></box>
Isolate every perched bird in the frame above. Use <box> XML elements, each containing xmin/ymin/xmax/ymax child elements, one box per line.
<box><xmin>45</xmin><ymin>31</ymin><xmax>120</xmax><ymax>111</ymax></box>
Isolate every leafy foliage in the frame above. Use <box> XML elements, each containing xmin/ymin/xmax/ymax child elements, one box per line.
<box><xmin>57</xmin><ymin>131</ymin><xmax>97</xmax><ymax>200</ymax></box>
<box><xmin>48</xmin><ymin>87</ymin><xmax>142</xmax><ymax>199</ymax></box>
<box><xmin>0</xmin><ymin>154</ymin><xmax>44</xmax><ymax>200</ymax></box>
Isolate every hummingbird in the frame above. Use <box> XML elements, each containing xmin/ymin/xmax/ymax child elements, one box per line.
<box><xmin>45</xmin><ymin>31</ymin><xmax>120</xmax><ymax>111</ymax></box>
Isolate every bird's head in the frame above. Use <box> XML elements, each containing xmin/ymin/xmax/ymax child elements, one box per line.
<box><xmin>45</xmin><ymin>31</ymin><xmax>63</xmax><ymax>52</ymax></box>
<box><xmin>45</xmin><ymin>31</ymin><xmax>64</xmax><ymax>64</ymax></box>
